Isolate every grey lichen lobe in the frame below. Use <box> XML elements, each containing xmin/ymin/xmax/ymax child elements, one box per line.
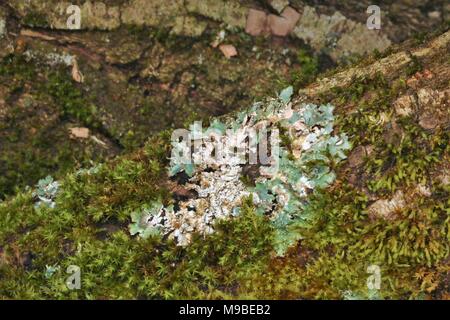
<box><xmin>171</xmin><ymin>15</ymin><xmax>208</xmax><ymax>37</ymax></box>
<box><xmin>268</xmin><ymin>0</ymin><xmax>290</xmax><ymax>14</ymax></box>
<box><xmin>10</xmin><ymin>0</ymin><xmax>243</xmax><ymax>35</ymax></box>
<box><xmin>293</xmin><ymin>6</ymin><xmax>391</xmax><ymax>62</ymax></box>
<box><xmin>121</xmin><ymin>0</ymin><xmax>183</xmax><ymax>29</ymax></box>
<box><xmin>184</xmin><ymin>0</ymin><xmax>247</xmax><ymax>29</ymax></box>
<box><xmin>41</xmin><ymin>1</ymin><xmax>120</xmax><ymax>30</ymax></box>
<box><xmin>129</xmin><ymin>87</ymin><xmax>352</xmax><ymax>255</ymax></box>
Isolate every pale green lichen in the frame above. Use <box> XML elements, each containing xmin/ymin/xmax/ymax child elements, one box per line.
<box><xmin>32</xmin><ymin>176</ymin><xmax>60</xmax><ymax>209</ymax></box>
<box><xmin>342</xmin><ymin>289</ymin><xmax>383</xmax><ymax>300</ymax></box>
<box><xmin>130</xmin><ymin>86</ymin><xmax>351</xmax><ymax>255</ymax></box>
<box><xmin>250</xmin><ymin>101</ymin><xmax>350</xmax><ymax>255</ymax></box>
<box><xmin>75</xmin><ymin>164</ymin><xmax>103</xmax><ymax>177</ymax></box>
<box><xmin>129</xmin><ymin>201</ymin><xmax>166</xmax><ymax>239</ymax></box>
<box><xmin>44</xmin><ymin>265</ymin><xmax>60</xmax><ymax>279</ymax></box>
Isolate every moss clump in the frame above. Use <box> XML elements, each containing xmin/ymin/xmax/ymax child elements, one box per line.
<box><xmin>0</xmin><ymin>55</ymin><xmax>117</xmax><ymax>200</ymax></box>
<box><xmin>365</xmin><ymin>122</ymin><xmax>447</xmax><ymax>195</ymax></box>
<box><xmin>22</xmin><ymin>12</ymin><xmax>49</xmax><ymax>28</ymax></box>
<box><xmin>293</xmin><ymin>49</ymin><xmax>320</xmax><ymax>87</ymax></box>
<box><xmin>289</xmin><ymin>183</ymin><xmax>449</xmax><ymax>299</ymax></box>
<box><xmin>0</xmin><ymin>140</ymin><xmax>277</xmax><ymax>298</ymax></box>
<box><xmin>405</xmin><ymin>55</ymin><xmax>423</xmax><ymax>76</ymax></box>
<box><xmin>44</xmin><ymin>70</ymin><xmax>99</xmax><ymax>128</ymax></box>
<box><xmin>0</xmin><ymin>55</ymin><xmax>37</xmax><ymax>80</ymax></box>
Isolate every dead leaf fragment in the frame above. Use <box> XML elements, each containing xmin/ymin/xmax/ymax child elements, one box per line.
<box><xmin>421</xmin><ymin>69</ymin><xmax>434</xmax><ymax>79</ymax></box>
<box><xmin>245</xmin><ymin>9</ymin><xmax>268</xmax><ymax>36</ymax></box>
<box><xmin>406</xmin><ymin>69</ymin><xmax>433</xmax><ymax>88</ymax></box>
<box><xmin>20</xmin><ymin>29</ymin><xmax>56</xmax><ymax>41</ymax></box>
<box><xmin>211</xmin><ymin>30</ymin><xmax>226</xmax><ymax>48</ymax></box>
<box><xmin>71</xmin><ymin>59</ymin><xmax>84</xmax><ymax>83</ymax></box>
<box><xmin>91</xmin><ymin>135</ymin><xmax>107</xmax><ymax>147</ymax></box>
<box><xmin>219</xmin><ymin>44</ymin><xmax>238</xmax><ymax>59</ymax></box>
<box><xmin>15</xmin><ymin>37</ymin><xmax>27</xmax><ymax>54</ymax></box>
<box><xmin>69</xmin><ymin>127</ymin><xmax>89</xmax><ymax>139</ymax></box>
<box><xmin>268</xmin><ymin>6</ymin><xmax>300</xmax><ymax>36</ymax></box>
<box><xmin>368</xmin><ymin>190</ymin><xmax>406</xmax><ymax>221</ymax></box>
<box><xmin>394</xmin><ymin>94</ymin><xmax>415</xmax><ymax>117</ymax></box>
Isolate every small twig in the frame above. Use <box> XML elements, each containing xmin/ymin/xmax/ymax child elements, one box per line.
<box><xmin>20</xmin><ymin>29</ymin><xmax>56</xmax><ymax>41</ymax></box>
<box><xmin>91</xmin><ymin>135</ymin><xmax>108</xmax><ymax>148</ymax></box>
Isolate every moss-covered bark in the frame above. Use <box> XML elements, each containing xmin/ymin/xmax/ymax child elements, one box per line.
<box><xmin>1</xmin><ymin>0</ymin><xmax>448</xmax><ymax>199</ymax></box>
<box><xmin>0</xmin><ymin>22</ymin><xmax>448</xmax><ymax>299</ymax></box>
<box><xmin>0</xmin><ymin>2</ymin><xmax>319</xmax><ymax>199</ymax></box>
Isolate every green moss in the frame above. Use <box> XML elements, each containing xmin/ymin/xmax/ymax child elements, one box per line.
<box><xmin>291</xmin><ymin>183</ymin><xmax>449</xmax><ymax>299</ymax></box>
<box><xmin>0</xmin><ymin>55</ymin><xmax>114</xmax><ymax>199</ymax></box>
<box><xmin>124</xmin><ymin>24</ymin><xmax>154</xmax><ymax>42</ymax></box>
<box><xmin>330</xmin><ymin>72</ymin><xmax>390</xmax><ymax>106</ymax></box>
<box><xmin>1</xmin><ymin>95</ymin><xmax>448</xmax><ymax>298</ymax></box>
<box><xmin>0</xmin><ymin>158</ymin><xmax>278</xmax><ymax>299</ymax></box>
<box><xmin>0</xmin><ymin>55</ymin><xmax>37</xmax><ymax>80</ymax></box>
<box><xmin>291</xmin><ymin>49</ymin><xmax>319</xmax><ymax>89</ymax></box>
<box><xmin>365</xmin><ymin>122</ymin><xmax>447</xmax><ymax>194</ymax></box>
<box><xmin>297</xmin><ymin>64</ymin><xmax>449</xmax><ymax>298</ymax></box>
<box><xmin>22</xmin><ymin>12</ymin><xmax>49</xmax><ymax>28</ymax></box>
<box><xmin>277</xmin><ymin>123</ymin><xmax>294</xmax><ymax>156</ymax></box>
<box><xmin>405</xmin><ymin>55</ymin><xmax>423</xmax><ymax>76</ymax></box>
<box><xmin>44</xmin><ymin>70</ymin><xmax>99</xmax><ymax>128</ymax></box>
<box><xmin>412</xmin><ymin>32</ymin><xmax>427</xmax><ymax>45</ymax></box>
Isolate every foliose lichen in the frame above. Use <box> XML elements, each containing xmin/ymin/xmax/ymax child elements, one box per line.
<box><xmin>129</xmin><ymin>86</ymin><xmax>351</xmax><ymax>255</ymax></box>
<box><xmin>32</xmin><ymin>176</ymin><xmax>60</xmax><ymax>209</ymax></box>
